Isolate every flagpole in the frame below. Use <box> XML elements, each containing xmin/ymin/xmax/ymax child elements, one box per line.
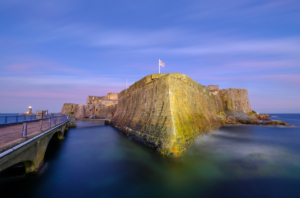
<box><xmin>159</xmin><ymin>59</ymin><xmax>160</xmax><ymax>74</ymax></box>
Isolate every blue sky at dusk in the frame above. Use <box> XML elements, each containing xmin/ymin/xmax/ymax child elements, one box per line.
<box><xmin>0</xmin><ymin>0</ymin><xmax>299</xmax><ymax>113</ymax></box>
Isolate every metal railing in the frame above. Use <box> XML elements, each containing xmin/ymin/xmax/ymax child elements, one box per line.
<box><xmin>78</xmin><ymin>115</ymin><xmax>113</xmax><ymax>119</ymax></box>
<box><xmin>0</xmin><ymin>113</ymin><xmax>63</xmax><ymax>125</ymax></box>
<box><xmin>21</xmin><ymin>115</ymin><xmax>69</xmax><ymax>138</ymax></box>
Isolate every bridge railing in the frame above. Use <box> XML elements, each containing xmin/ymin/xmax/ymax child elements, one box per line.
<box><xmin>77</xmin><ymin>115</ymin><xmax>113</xmax><ymax>119</ymax></box>
<box><xmin>0</xmin><ymin>114</ymin><xmax>64</xmax><ymax>125</ymax></box>
<box><xmin>21</xmin><ymin>115</ymin><xmax>69</xmax><ymax>138</ymax></box>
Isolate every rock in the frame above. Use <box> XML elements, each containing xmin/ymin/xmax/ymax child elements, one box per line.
<box><xmin>226</xmin><ymin>116</ymin><xmax>236</xmax><ymax>122</ymax></box>
<box><xmin>256</xmin><ymin>114</ymin><xmax>270</xmax><ymax>121</ymax></box>
<box><xmin>69</xmin><ymin>118</ymin><xmax>77</xmax><ymax>128</ymax></box>
<box><xmin>237</xmin><ymin>119</ymin><xmax>291</xmax><ymax>126</ymax></box>
<box><xmin>225</xmin><ymin>110</ymin><xmax>251</xmax><ymax>120</ymax></box>
<box><xmin>249</xmin><ymin>114</ymin><xmax>258</xmax><ymax>120</ymax></box>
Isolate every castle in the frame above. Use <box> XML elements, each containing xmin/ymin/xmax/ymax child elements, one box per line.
<box><xmin>61</xmin><ymin>93</ymin><xmax>118</xmax><ymax>118</ymax></box>
<box><xmin>61</xmin><ymin>73</ymin><xmax>255</xmax><ymax>156</ymax></box>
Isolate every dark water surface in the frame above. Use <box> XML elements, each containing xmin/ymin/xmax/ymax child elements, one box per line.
<box><xmin>1</xmin><ymin>114</ymin><xmax>300</xmax><ymax>198</ymax></box>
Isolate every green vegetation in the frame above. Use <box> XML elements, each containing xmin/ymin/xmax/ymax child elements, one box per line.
<box><xmin>248</xmin><ymin>110</ymin><xmax>257</xmax><ymax>116</ymax></box>
<box><xmin>69</xmin><ymin>105</ymin><xmax>74</xmax><ymax>114</ymax></box>
<box><xmin>217</xmin><ymin>110</ymin><xmax>225</xmax><ymax>116</ymax></box>
<box><xmin>135</xmin><ymin>82</ymin><xmax>137</xmax><ymax>88</ymax></box>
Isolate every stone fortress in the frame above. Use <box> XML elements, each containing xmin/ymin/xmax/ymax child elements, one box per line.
<box><xmin>61</xmin><ymin>93</ymin><xmax>118</xmax><ymax>118</ymax></box>
<box><xmin>61</xmin><ymin>73</ymin><xmax>284</xmax><ymax>157</ymax></box>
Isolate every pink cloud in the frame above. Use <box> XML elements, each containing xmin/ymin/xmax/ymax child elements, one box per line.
<box><xmin>4</xmin><ymin>63</ymin><xmax>38</xmax><ymax>72</ymax></box>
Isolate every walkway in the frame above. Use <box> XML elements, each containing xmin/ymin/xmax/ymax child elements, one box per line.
<box><xmin>0</xmin><ymin>117</ymin><xmax>65</xmax><ymax>153</ymax></box>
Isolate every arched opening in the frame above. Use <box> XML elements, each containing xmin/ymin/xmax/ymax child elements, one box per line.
<box><xmin>0</xmin><ymin>162</ymin><xmax>25</xmax><ymax>178</ymax></box>
<box><xmin>43</xmin><ymin>132</ymin><xmax>64</xmax><ymax>162</ymax></box>
<box><xmin>0</xmin><ymin>160</ymin><xmax>36</xmax><ymax>178</ymax></box>
<box><xmin>64</xmin><ymin>126</ymin><xmax>69</xmax><ymax>138</ymax></box>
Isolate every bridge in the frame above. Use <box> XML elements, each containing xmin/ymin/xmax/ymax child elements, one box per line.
<box><xmin>0</xmin><ymin>115</ymin><xmax>72</xmax><ymax>174</ymax></box>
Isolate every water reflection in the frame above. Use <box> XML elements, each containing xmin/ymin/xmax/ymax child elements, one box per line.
<box><xmin>0</xmin><ymin>115</ymin><xmax>300</xmax><ymax>198</ymax></box>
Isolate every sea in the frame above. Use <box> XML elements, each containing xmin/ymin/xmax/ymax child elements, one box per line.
<box><xmin>0</xmin><ymin>114</ymin><xmax>300</xmax><ymax>198</ymax></box>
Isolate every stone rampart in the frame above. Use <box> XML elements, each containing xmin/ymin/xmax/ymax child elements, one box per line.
<box><xmin>111</xmin><ymin>73</ymin><xmax>221</xmax><ymax>156</ymax></box>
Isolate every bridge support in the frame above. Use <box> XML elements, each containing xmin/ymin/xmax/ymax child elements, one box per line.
<box><xmin>0</xmin><ymin>120</ymin><xmax>70</xmax><ymax>174</ymax></box>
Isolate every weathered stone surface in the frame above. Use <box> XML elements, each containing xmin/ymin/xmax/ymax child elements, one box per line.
<box><xmin>226</xmin><ymin>116</ymin><xmax>236</xmax><ymax>122</ymax></box>
<box><xmin>111</xmin><ymin>73</ymin><xmax>221</xmax><ymax>156</ymax></box>
<box><xmin>60</xmin><ymin>73</ymin><xmax>279</xmax><ymax>156</ymax></box>
<box><xmin>225</xmin><ymin>110</ymin><xmax>251</xmax><ymax>120</ymax></box>
<box><xmin>256</xmin><ymin>114</ymin><xmax>271</xmax><ymax>121</ymax></box>
<box><xmin>237</xmin><ymin>119</ymin><xmax>291</xmax><ymax>126</ymax></box>
<box><xmin>69</xmin><ymin>118</ymin><xmax>77</xmax><ymax>128</ymax></box>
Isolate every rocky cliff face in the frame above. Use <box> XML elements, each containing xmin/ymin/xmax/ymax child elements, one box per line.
<box><xmin>111</xmin><ymin>73</ymin><xmax>221</xmax><ymax>156</ymax></box>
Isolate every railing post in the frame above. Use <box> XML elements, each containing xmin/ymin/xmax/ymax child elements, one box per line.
<box><xmin>39</xmin><ymin>120</ymin><xmax>43</xmax><ymax>131</ymax></box>
<box><xmin>49</xmin><ymin>118</ymin><xmax>51</xmax><ymax>127</ymax></box>
<box><xmin>4</xmin><ymin>116</ymin><xmax>7</xmax><ymax>124</ymax></box>
<box><xmin>16</xmin><ymin>116</ymin><xmax>18</xmax><ymax>123</ymax></box>
<box><xmin>22</xmin><ymin>121</ymin><xmax>28</xmax><ymax>138</ymax></box>
<box><xmin>54</xmin><ymin>118</ymin><xmax>56</xmax><ymax>125</ymax></box>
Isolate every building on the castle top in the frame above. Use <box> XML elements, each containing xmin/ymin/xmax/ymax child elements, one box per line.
<box><xmin>207</xmin><ymin>85</ymin><xmax>219</xmax><ymax>95</ymax></box>
<box><xmin>107</xmin><ymin>93</ymin><xmax>118</xmax><ymax>100</ymax></box>
<box><xmin>86</xmin><ymin>96</ymin><xmax>107</xmax><ymax>104</ymax></box>
<box><xmin>61</xmin><ymin>92</ymin><xmax>119</xmax><ymax>118</ymax></box>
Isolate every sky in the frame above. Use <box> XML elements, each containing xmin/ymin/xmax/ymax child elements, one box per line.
<box><xmin>0</xmin><ymin>0</ymin><xmax>299</xmax><ymax>113</ymax></box>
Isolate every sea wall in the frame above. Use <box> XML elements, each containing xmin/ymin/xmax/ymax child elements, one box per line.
<box><xmin>111</xmin><ymin>73</ymin><xmax>221</xmax><ymax>156</ymax></box>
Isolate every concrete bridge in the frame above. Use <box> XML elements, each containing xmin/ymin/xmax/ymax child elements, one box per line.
<box><xmin>0</xmin><ymin>116</ymin><xmax>72</xmax><ymax>174</ymax></box>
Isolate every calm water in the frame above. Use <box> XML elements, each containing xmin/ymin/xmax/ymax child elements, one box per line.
<box><xmin>0</xmin><ymin>114</ymin><xmax>300</xmax><ymax>198</ymax></box>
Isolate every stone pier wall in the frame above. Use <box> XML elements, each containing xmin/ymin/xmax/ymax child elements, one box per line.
<box><xmin>111</xmin><ymin>73</ymin><xmax>221</xmax><ymax>156</ymax></box>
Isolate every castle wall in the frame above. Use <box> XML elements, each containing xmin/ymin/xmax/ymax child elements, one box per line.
<box><xmin>219</xmin><ymin>89</ymin><xmax>252</xmax><ymax>114</ymax></box>
<box><xmin>96</xmin><ymin>104</ymin><xmax>118</xmax><ymax>117</ymax></box>
<box><xmin>111</xmin><ymin>73</ymin><xmax>221</xmax><ymax>156</ymax></box>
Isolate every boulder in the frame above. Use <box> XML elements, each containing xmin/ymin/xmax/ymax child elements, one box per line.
<box><xmin>256</xmin><ymin>114</ymin><xmax>270</xmax><ymax>121</ymax></box>
<box><xmin>225</xmin><ymin>110</ymin><xmax>251</xmax><ymax>120</ymax></box>
<box><xmin>69</xmin><ymin>118</ymin><xmax>77</xmax><ymax>128</ymax></box>
<box><xmin>226</xmin><ymin>116</ymin><xmax>236</xmax><ymax>122</ymax></box>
